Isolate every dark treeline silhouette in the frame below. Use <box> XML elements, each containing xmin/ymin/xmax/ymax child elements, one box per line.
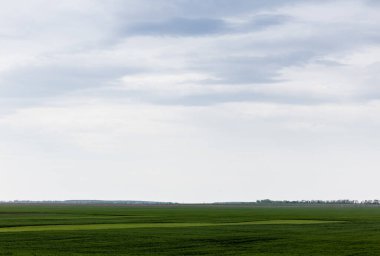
<box><xmin>1</xmin><ymin>199</ymin><xmax>380</xmax><ymax>205</ymax></box>
<box><xmin>0</xmin><ymin>200</ymin><xmax>177</xmax><ymax>205</ymax></box>
<box><xmin>215</xmin><ymin>199</ymin><xmax>380</xmax><ymax>205</ymax></box>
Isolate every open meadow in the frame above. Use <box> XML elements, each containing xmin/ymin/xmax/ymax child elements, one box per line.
<box><xmin>0</xmin><ymin>204</ymin><xmax>379</xmax><ymax>255</ymax></box>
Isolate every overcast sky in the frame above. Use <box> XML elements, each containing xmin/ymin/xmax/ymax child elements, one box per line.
<box><xmin>1</xmin><ymin>0</ymin><xmax>380</xmax><ymax>202</ymax></box>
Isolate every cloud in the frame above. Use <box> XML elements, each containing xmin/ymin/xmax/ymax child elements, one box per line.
<box><xmin>2</xmin><ymin>99</ymin><xmax>380</xmax><ymax>201</ymax></box>
<box><xmin>2</xmin><ymin>0</ymin><xmax>378</xmax><ymax>105</ymax></box>
<box><xmin>123</xmin><ymin>14</ymin><xmax>289</xmax><ymax>37</ymax></box>
<box><xmin>126</xmin><ymin>17</ymin><xmax>227</xmax><ymax>36</ymax></box>
<box><xmin>1</xmin><ymin>0</ymin><xmax>380</xmax><ymax>201</ymax></box>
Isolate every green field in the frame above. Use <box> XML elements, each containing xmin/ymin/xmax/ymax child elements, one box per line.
<box><xmin>0</xmin><ymin>204</ymin><xmax>379</xmax><ymax>255</ymax></box>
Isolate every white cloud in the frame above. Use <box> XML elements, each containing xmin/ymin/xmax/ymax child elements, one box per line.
<box><xmin>2</xmin><ymin>99</ymin><xmax>380</xmax><ymax>201</ymax></box>
<box><xmin>1</xmin><ymin>0</ymin><xmax>380</xmax><ymax>201</ymax></box>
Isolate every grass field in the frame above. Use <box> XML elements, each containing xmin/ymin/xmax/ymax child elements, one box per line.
<box><xmin>0</xmin><ymin>204</ymin><xmax>379</xmax><ymax>255</ymax></box>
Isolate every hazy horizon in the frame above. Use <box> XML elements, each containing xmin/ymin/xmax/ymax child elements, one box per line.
<box><xmin>1</xmin><ymin>0</ymin><xmax>380</xmax><ymax>203</ymax></box>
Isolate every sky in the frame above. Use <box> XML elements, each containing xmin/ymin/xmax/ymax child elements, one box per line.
<box><xmin>1</xmin><ymin>0</ymin><xmax>380</xmax><ymax>203</ymax></box>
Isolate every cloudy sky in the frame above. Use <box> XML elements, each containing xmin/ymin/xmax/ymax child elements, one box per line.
<box><xmin>1</xmin><ymin>0</ymin><xmax>380</xmax><ymax>202</ymax></box>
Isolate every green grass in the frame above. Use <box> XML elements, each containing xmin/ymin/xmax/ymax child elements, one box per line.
<box><xmin>0</xmin><ymin>219</ymin><xmax>339</xmax><ymax>233</ymax></box>
<box><xmin>0</xmin><ymin>204</ymin><xmax>379</xmax><ymax>255</ymax></box>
